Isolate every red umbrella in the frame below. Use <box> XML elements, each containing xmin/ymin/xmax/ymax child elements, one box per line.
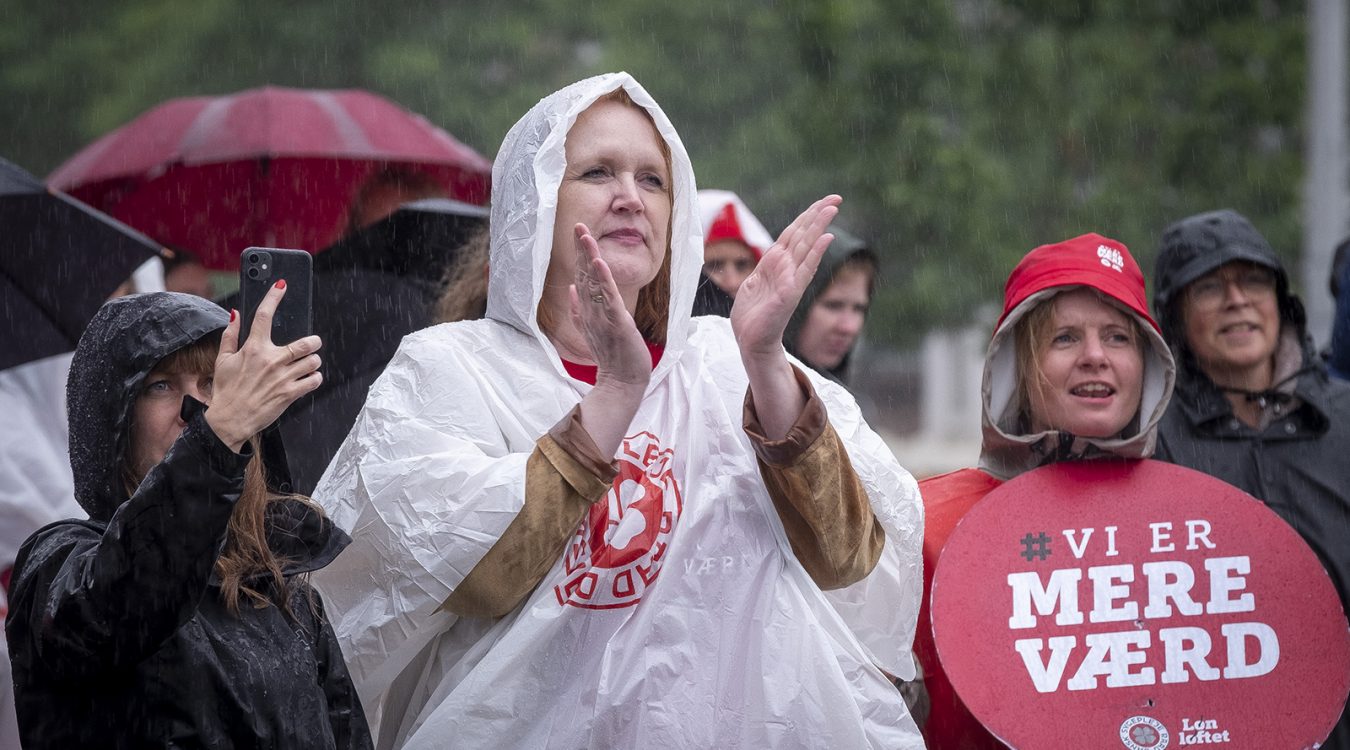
<box><xmin>49</xmin><ymin>86</ymin><xmax>492</xmax><ymax>269</ymax></box>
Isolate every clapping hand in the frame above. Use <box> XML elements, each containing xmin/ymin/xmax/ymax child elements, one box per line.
<box><xmin>731</xmin><ymin>195</ymin><xmax>840</xmax><ymax>359</ymax></box>
<box><xmin>566</xmin><ymin>223</ymin><xmax>653</xmax><ymax>457</ymax></box>
<box><xmin>567</xmin><ymin>223</ymin><xmax>652</xmax><ymax>390</ymax></box>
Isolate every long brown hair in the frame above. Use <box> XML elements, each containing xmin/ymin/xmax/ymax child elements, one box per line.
<box><xmin>537</xmin><ymin>88</ymin><xmax>674</xmax><ymax>346</ymax></box>
<box><xmin>124</xmin><ymin>336</ymin><xmax>318</xmax><ymax>617</ymax></box>
<box><xmin>435</xmin><ymin>226</ymin><xmax>491</xmax><ymax>324</ymax></box>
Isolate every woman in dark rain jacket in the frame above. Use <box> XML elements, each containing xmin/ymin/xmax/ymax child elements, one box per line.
<box><xmin>5</xmin><ymin>290</ymin><xmax>372</xmax><ymax>749</ymax></box>
<box><xmin>1151</xmin><ymin>210</ymin><xmax>1350</xmax><ymax>749</ymax></box>
<box><xmin>1152</xmin><ymin>210</ymin><xmax>1349</xmax><ymax>614</ymax></box>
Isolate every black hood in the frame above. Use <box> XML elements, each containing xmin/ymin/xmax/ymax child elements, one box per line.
<box><xmin>66</xmin><ymin>292</ymin><xmax>229</xmax><ymax>521</ymax></box>
<box><xmin>691</xmin><ymin>270</ymin><xmax>735</xmax><ymax>318</ymax></box>
<box><xmin>1153</xmin><ymin>209</ymin><xmax>1307</xmax><ymax>367</ymax></box>
<box><xmin>784</xmin><ymin>225</ymin><xmax>877</xmax><ymax>382</ymax></box>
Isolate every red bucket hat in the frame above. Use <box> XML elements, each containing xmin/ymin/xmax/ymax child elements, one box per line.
<box><xmin>997</xmin><ymin>233</ymin><xmax>1159</xmax><ymax>333</ymax></box>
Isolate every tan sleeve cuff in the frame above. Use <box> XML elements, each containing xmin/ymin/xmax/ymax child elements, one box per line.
<box><xmin>746</xmin><ymin>368</ymin><xmax>885</xmax><ymax>590</ymax></box>
<box><xmin>742</xmin><ymin>364</ymin><xmax>827</xmax><ymax>466</ymax></box>
<box><xmin>544</xmin><ymin>404</ymin><xmax>621</xmax><ymax>499</ymax></box>
<box><xmin>440</xmin><ymin>407</ymin><xmax>616</xmax><ymax>618</ymax></box>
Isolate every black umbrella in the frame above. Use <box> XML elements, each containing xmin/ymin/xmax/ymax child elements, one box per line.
<box><xmin>1</xmin><ymin>157</ymin><xmax>163</xmax><ymax>371</ymax></box>
<box><xmin>312</xmin><ymin>197</ymin><xmax>489</xmax><ymax>282</ymax></box>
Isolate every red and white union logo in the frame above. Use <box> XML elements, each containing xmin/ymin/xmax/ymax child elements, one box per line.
<box><xmin>553</xmin><ymin>432</ymin><xmax>683</xmax><ymax>610</ymax></box>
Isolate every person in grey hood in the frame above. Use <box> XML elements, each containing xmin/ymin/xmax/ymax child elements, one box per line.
<box><xmin>915</xmin><ymin>232</ymin><xmax>1175</xmax><ymax>748</ymax></box>
<box><xmin>5</xmin><ymin>290</ymin><xmax>372</xmax><ymax>749</ymax></box>
<box><xmin>784</xmin><ymin>225</ymin><xmax>878</xmax><ymax>384</ymax></box>
<box><xmin>1152</xmin><ymin>209</ymin><xmax>1350</xmax><ymax>748</ymax></box>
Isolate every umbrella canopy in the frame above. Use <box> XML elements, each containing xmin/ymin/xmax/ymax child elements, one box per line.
<box><xmin>48</xmin><ymin>86</ymin><xmax>493</xmax><ymax>270</ymax></box>
<box><xmin>0</xmin><ymin>157</ymin><xmax>163</xmax><ymax>371</ymax></box>
<box><xmin>313</xmin><ymin>197</ymin><xmax>488</xmax><ymax>282</ymax></box>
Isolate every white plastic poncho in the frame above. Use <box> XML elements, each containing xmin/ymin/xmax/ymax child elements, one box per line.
<box><xmin>0</xmin><ymin>352</ymin><xmax>81</xmax><ymax>568</ymax></box>
<box><xmin>313</xmin><ymin>72</ymin><xmax>925</xmax><ymax>750</ymax></box>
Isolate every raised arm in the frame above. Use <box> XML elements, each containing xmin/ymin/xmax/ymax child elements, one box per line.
<box><xmin>566</xmin><ymin>223</ymin><xmax>652</xmax><ymax>456</ymax></box>
<box><xmin>443</xmin><ymin>223</ymin><xmax>651</xmax><ymax>616</ymax></box>
<box><xmin>731</xmin><ymin>195</ymin><xmax>841</xmax><ymax>438</ymax></box>
<box><xmin>8</xmin><ymin>413</ymin><xmax>249</xmax><ymax>676</ymax></box>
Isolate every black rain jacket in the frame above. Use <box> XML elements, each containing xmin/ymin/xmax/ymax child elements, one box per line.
<box><xmin>5</xmin><ymin>292</ymin><xmax>372</xmax><ymax>749</ymax></box>
<box><xmin>1152</xmin><ymin>210</ymin><xmax>1350</xmax><ymax>747</ymax></box>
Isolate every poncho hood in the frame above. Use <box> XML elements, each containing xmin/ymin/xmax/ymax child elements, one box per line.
<box><xmin>66</xmin><ymin>293</ymin><xmax>229</xmax><ymax>521</ymax></box>
<box><xmin>485</xmin><ymin>72</ymin><xmax>702</xmax><ymax>387</ymax></box>
<box><xmin>697</xmin><ymin>188</ymin><xmax>773</xmax><ymax>259</ymax></box>
<box><xmin>978</xmin><ymin>233</ymin><xmax>1176</xmax><ymax>479</ymax></box>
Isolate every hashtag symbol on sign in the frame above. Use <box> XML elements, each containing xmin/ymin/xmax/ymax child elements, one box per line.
<box><xmin>1019</xmin><ymin>532</ymin><xmax>1051</xmax><ymax>562</ymax></box>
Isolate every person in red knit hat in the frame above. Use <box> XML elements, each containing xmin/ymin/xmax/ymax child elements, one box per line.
<box><xmin>914</xmin><ymin>233</ymin><xmax>1176</xmax><ymax>748</ymax></box>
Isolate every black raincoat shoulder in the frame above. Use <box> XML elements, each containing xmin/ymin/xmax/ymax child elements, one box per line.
<box><xmin>5</xmin><ymin>292</ymin><xmax>372</xmax><ymax>749</ymax></box>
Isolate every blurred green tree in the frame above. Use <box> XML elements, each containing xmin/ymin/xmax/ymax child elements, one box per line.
<box><xmin>0</xmin><ymin>0</ymin><xmax>1306</xmax><ymax>345</ymax></box>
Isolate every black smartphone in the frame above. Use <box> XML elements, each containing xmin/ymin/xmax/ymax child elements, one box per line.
<box><xmin>238</xmin><ymin>247</ymin><xmax>313</xmax><ymax>347</ymax></box>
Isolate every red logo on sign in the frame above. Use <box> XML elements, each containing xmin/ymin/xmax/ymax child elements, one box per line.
<box><xmin>931</xmin><ymin>460</ymin><xmax>1350</xmax><ymax>749</ymax></box>
<box><xmin>553</xmin><ymin>431</ymin><xmax>683</xmax><ymax>610</ymax></box>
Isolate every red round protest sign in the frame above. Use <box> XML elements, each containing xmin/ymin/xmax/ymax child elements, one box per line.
<box><xmin>931</xmin><ymin>459</ymin><xmax>1350</xmax><ymax>750</ymax></box>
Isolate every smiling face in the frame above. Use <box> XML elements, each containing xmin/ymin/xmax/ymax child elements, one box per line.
<box><xmin>1180</xmin><ymin>261</ymin><xmax>1281</xmax><ymax>388</ymax></box>
<box><xmin>547</xmin><ymin>97</ymin><xmax>672</xmax><ymax>302</ymax></box>
<box><xmin>1022</xmin><ymin>288</ymin><xmax>1145</xmax><ymax>438</ymax></box>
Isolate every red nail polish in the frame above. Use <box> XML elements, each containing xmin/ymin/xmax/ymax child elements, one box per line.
<box><xmin>275</xmin><ymin>279</ymin><xmax>286</xmax><ymax>289</ymax></box>
<box><xmin>229</xmin><ymin>308</ymin><xmax>237</xmax><ymax>322</ymax></box>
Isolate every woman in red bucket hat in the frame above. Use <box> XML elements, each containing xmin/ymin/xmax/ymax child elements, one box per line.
<box><xmin>913</xmin><ymin>233</ymin><xmax>1176</xmax><ymax>748</ymax></box>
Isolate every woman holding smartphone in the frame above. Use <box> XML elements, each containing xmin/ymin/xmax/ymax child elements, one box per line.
<box><xmin>5</xmin><ymin>287</ymin><xmax>372</xmax><ymax>749</ymax></box>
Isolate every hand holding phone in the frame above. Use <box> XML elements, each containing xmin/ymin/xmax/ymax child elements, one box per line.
<box><xmin>201</xmin><ymin>249</ymin><xmax>322</xmax><ymax>451</ymax></box>
<box><xmin>239</xmin><ymin>247</ymin><xmax>312</xmax><ymax>347</ymax></box>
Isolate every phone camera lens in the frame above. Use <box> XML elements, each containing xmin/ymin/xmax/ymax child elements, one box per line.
<box><xmin>248</xmin><ymin>253</ymin><xmax>259</xmax><ymax>264</ymax></box>
<box><xmin>247</xmin><ymin>267</ymin><xmax>260</xmax><ymax>279</ymax></box>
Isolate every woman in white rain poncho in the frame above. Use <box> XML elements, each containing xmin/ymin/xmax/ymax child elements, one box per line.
<box><xmin>313</xmin><ymin>73</ymin><xmax>924</xmax><ymax>749</ymax></box>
